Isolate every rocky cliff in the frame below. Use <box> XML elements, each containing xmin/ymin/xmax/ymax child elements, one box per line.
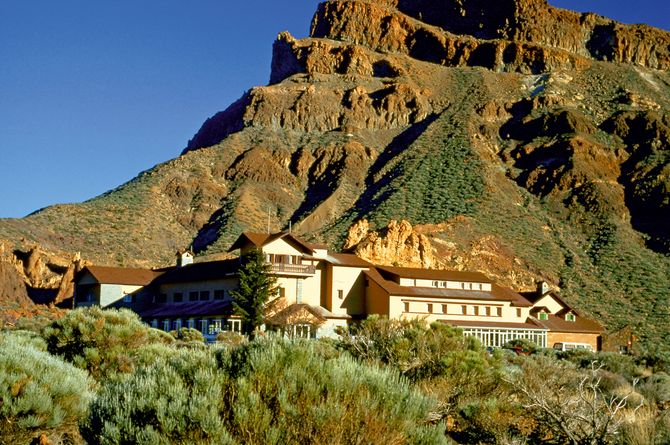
<box><xmin>0</xmin><ymin>0</ymin><xmax>669</xmax><ymax>351</ymax></box>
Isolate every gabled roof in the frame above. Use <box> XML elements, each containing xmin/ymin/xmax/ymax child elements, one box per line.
<box><xmin>364</xmin><ymin>268</ymin><xmax>532</xmax><ymax>306</ymax></box>
<box><xmin>523</xmin><ymin>290</ymin><xmax>583</xmax><ymax>317</ymax></box>
<box><xmin>306</xmin><ymin>252</ymin><xmax>371</xmax><ymax>268</ymax></box>
<box><xmin>266</xmin><ymin>303</ymin><xmax>351</xmax><ymax>325</ymax></box>
<box><xmin>139</xmin><ymin>300</ymin><xmax>234</xmax><ymax>318</ymax></box>
<box><xmin>534</xmin><ymin>313</ymin><xmax>603</xmax><ymax>334</ymax></box>
<box><xmin>376</xmin><ymin>265</ymin><xmax>493</xmax><ymax>283</ymax></box>
<box><xmin>228</xmin><ymin>232</ymin><xmax>315</xmax><ymax>254</ymax></box>
<box><xmin>78</xmin><ymin>266</ymin><xmax>163</xmax><ymax>286</ymax></box>
<box><xmin>151</xmin><ymin>259</ymin><xmax>239</xmax><ymax>285</ymax></box>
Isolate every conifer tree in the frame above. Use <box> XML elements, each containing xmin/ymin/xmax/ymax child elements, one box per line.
<box><xmin>231</xmin><ymin>248</ymin><xmax>277</xmax><ymax>337</ymax></box>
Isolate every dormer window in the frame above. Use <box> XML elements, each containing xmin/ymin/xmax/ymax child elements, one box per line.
<box><xmin>566</xmin><ymin>313</ymin><xmax>576</xmax><ymax>322</ymax></box>
<box><xmin>539</xmin><ymin>312</ymin><xmax>548</xmax><ymax>321</ymax></box>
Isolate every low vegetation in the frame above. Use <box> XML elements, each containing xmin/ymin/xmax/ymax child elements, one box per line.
<box><xmin>2</xmin><ymin>308</ymin><xmax>670</xmax><ymax>444</ymax></box>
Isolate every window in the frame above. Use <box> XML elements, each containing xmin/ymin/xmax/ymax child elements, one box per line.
<box><xmin>566</xmin><ymin>313</ymin><xmax>576</xmax><ymax>322</ymax></box>
<box><xmin>427</xmin><ymin>303</ymin><xmax>433</xmax><ymax>313</ymax></box>
<box><xmin>496</xmin><ymin>307</ymin><xmax>502</xmax><ymax>317</ymax></box>
<box><xmin>173</xmin><ymin>292</ymin><xmax>183</xmax><ymax>303</ymax></box>
<box><xmin>199</xmin><ymin>291</ymin><xmax>210</xmax><ymax>301</ymax></box>
<box><xmin>485</xmin><ymin>306</ymin><xmax>491</xmax><ymax>316</ymax></box>
<box><xmin>225</xmin><ymin>319</ymin><xmax>241</xmax><ymax>333</ymax></box>
<box><xmin>200</xmin><ymin>319</ymin><xmax>208</xmax><ymax>334</ymax></box>
<box><xmin>404</xmin><ymin>302</ymin><xmax>410</xmax><ymax>313</ymax></box>
<box><xmin>151</xmin><ymin>319</ymin><xmax>158</xmax><ymax>328</ymax></box>
<box><xmin>442</xmin><ymin>304</ymin><xmax>448</xmax><ymax>314</ymax></box>
<box><xmin>338</xmin><ymin>289</ymin><xmax>344</xmax><ymax>300</ymax></box>
<box><xmin>474</xmin><ymin>306</ymin><xmax>479</xmax><ymax>316</ymax></box>
<box><xmin>157</xmin><ymin>293</ymin><xmax>167</xmax><ymax>303</ymax></box>
<box><xmin>173</xmin><ymin>319</ymin><xmax>182</xmax><ymax>331</ymax></box>
<box><xmin>189</xmin><ymin>291</ymin><xmax>199</xmax><ymax>302</ymax></box>
<box><xmin>539</xmin><ymin>312</ymin><xmax>548</xmax><ymax>321</ymax></box>
<box><xmin>187</xmin><ymin>318</ymin><xmax>195</xmax><ymax>329</ymax></box>
<box><xmin>214</xmin><ymin>290</ymin><xmax>225</xmax><ymax>300</ymax></box>
<box><xmin>293</xmin><ymin>324</ymin><xmax>312</xmax><ymax>339</ymax></box>
<box><xmin>441</xmin><ymin>281</ymin><xmax>447</xmax><ymax>288</ymax></box>
<box><xmin>162</xmin><ymin>320</ymin><xmax>171</xmax><ymax>332</ymax></box>
<box><xmin>433</xmin><ymin>281</ymin><xmax>439</xmax><ymax>288</ymax></box>
<box><xmin>278</xmin><ymin>287</ymin><xmax>286</xmax><ymax>298</ymax></box>
<box><xmin>208</xmin><ymin>319</ymin><xmax>222</xmax><ymax>335</ymax></box>
<box><xmin>123</xmin><ymin>294</ymin><xmax>132</xmax><ymax>303</ymax></box>
<box><xmin>461</xmin><ymin>305</ymin><xmax>467</xmax><ymax>315</ymax></box>
<box><xmin>516</xmin><ymin>308</ymin><xmax>522</xmax><ymax>318</ymax></box>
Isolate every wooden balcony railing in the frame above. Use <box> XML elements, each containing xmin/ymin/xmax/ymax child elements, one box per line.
<box><xmin>268</xmin><ymin>263</ymin><xmax>316</xmax><ymax>275</ymax></box>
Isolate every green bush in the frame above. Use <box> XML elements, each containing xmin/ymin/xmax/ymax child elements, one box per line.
<box><xmin>639</xmin><ymin>373</ymin><xmax>670</xmax><ymax>407</ymax></box>
<box><xmin>0</xmin><ymin>331</ymin><xmax>93</xmax><ymax>445</ymax></box>
<box><xmin>336</xmin><ymin>316</ymin><xmax>495</xmax><ymax>381</ymax></box>
<box><xmin>82</xmin><ymin>347</ymin><xmax>234</xmax><ymax>445</ymax></box>
<box><xmin>84</xmin><ymin>338</ymin><xmax>446</xmax><ymax>445</ymax></box>
<box><xmin>220</xmin><ymin>338</ymin><xmax>447</xmax><ymax>445</ymax></box>
<box><xmin>42</xmin><ymin>307</ymin><xmax>174</xmax><ymax>381</ymax></box>
<box><xmin>214</xmin><ymin>330</ymin><xmax>246</xmax><ymax>347</ymax></box>
<box><xmin>170</xmin><ymin>327</ymin><xmax>205</xmax><ymax>343</ymax></box>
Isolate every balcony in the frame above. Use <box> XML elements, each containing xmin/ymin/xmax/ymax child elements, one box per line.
<box><xmin>267</xmin><ymin>262</ymin><xmax>316</xmax><ymax>275</ymax></box>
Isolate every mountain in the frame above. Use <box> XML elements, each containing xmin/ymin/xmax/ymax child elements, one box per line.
<box><xmin>1</xmin><ymin>0</ymin><xmax>669</xmax><ymax>352</ymax></box>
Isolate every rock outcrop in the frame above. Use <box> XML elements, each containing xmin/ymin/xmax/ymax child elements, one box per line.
<box><xmin>344</xmin><ymin>219</ymin><xmax>434</xmax><ymax>268</ymax></box>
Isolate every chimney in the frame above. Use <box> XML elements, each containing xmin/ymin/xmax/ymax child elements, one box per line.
<box><xmin>537</xmin><ymin>281</ymin><xmax>550</xmax><ymax>296</ymax></box>
<box><xmin>176</xmin><ymin>249</ymin><xmax>194</xmax><ymax>268</ymax></box>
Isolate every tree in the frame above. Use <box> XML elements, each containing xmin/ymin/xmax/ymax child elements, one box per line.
<box><xmin>230</xmin><ymin>248</ymin><xmax>277</xmax><ymax>337</ymax></box>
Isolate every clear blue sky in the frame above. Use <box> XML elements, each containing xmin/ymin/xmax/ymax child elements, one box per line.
<box><xmin>1</xmin><ymin>1</ymin><xmax>668</xmax><ymax>218</ymax></box>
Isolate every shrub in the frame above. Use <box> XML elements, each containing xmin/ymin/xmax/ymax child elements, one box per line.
<box><xmin>215</xmin><ymin>331</ymin><xmax>246</xmax><ymax>348</ymax></box>
<box><xmin>336</xmin><ymin>316</ymin><xmax>493</xmax><ymax>381</ymax></box>
<box><xmin>84</xmin><ymin>338</ymin><xmax>447</xmax><ymax>445</ymax></box>
<box><xmin>42</xmin><ymin>307</ymin><xmax>174</xmax><ymax>381</ymax></box>
<box><xmin>82</xmin><ymin>347</ymin><xmax>234</xmax><ymax>445</ymax></box>
<box><xmin>170</xmin><ymin>327</ymin><xmax>205</xmax><ymax>343</ymax></box>
<box><xmin>639</xmin><ymin>372</ymin><xmax>670</xmax><ymax>407</ymax></box>
<box><xmin>0</xmin><ymin>331</ymin><xmax>93</xmax><ymax>445</ymax></box>
<box><xmin>220</xmin><ymin>338</ymin><xmax>448</xmax><ymax>444</ymax></box>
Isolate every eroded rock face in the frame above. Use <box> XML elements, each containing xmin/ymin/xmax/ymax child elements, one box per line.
<box><xmin>312</xmin><ymin>0</ymin><xmax>670</xmax><ymax>70</ymax></box>
<box><xmin>2</xmin><ymin>241</ymin><xmax>88</xmax><ymax>307</ymax></box>
<box><xmin>344</xmin><ymin>219</ymin><xmax>434</xmax><ymax>268</ymax></box>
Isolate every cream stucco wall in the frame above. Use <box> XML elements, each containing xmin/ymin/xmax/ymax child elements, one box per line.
<box><xmin>398</xmin><ymin>278</ymin><xmax>491</xmax><ymax>292</ymax></box>
<box><xmin>365</xmin><ymin>279</ymin><xmax>390</xmax><ymax>316</ymax></box>
<box><xmin>275</xmin><ymin>272</ymin><xmax>322</xmax><ymax>306</ymax></box>
<box><xmin>390</xmin><ymin>296</ymin><xmax>529</xmax><ymax>324</ymax></box>
<box><xmin>330</xmin><ymin>266</ymin><xmax>368</xmax><ymax>317</ymax></box>
<box><xmin>262</xmin><ymin>238</ymin><xmax>305</xmax><ymax>256</ymax></box>
<box><xmin>534</xmin><ymin>294</ymin><xmax>564</xmax><ymax>313</ymax></box>
<box><xmin>100</xmin><ymin>284</ymin><xmax>143</xmax><ymax>307</ymax></box>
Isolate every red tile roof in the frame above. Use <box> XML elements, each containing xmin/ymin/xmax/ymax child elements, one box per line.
<box><xmin>80</xmin><ymin>266</ymin><xmax>163</xmax><ymax>286</ymax></box>
<box><xmin>151</xmin><ymin>259</ymin><xmax>239</xmax><ymax>285</ymax></box>
<box><xmin>376</xmin><ymin>265</ymin><xmax>493</xmax><ymax>283</ymax></box>
<box><xmin>534</xmin><ymin>314</ymin><xmax>603</xmax><ymax>334</ymax></box>
<box><xmin>228</xmin><ymin>232</ymin><xmax>315</xmax><ymax>254</ymax></box>
<box><xmin>139</xmin><ymin>300</ymin><xmax>234</xmax><ymax>318</ymax></box>
<box><xmin>323</xmin><ymin>253</ymin><xmax>372</xmax><ymax>268</ymax></box>
<box><xmin>364</xmin><ymin>268</ymin><xmax>532</xmax><ymax>306</ymax></box>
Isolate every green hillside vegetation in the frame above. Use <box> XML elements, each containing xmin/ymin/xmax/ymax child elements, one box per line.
<box><xmin>2</xmin><ymin>308</ymin><xmax>670</xmax><ymax>444</ymax></box>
